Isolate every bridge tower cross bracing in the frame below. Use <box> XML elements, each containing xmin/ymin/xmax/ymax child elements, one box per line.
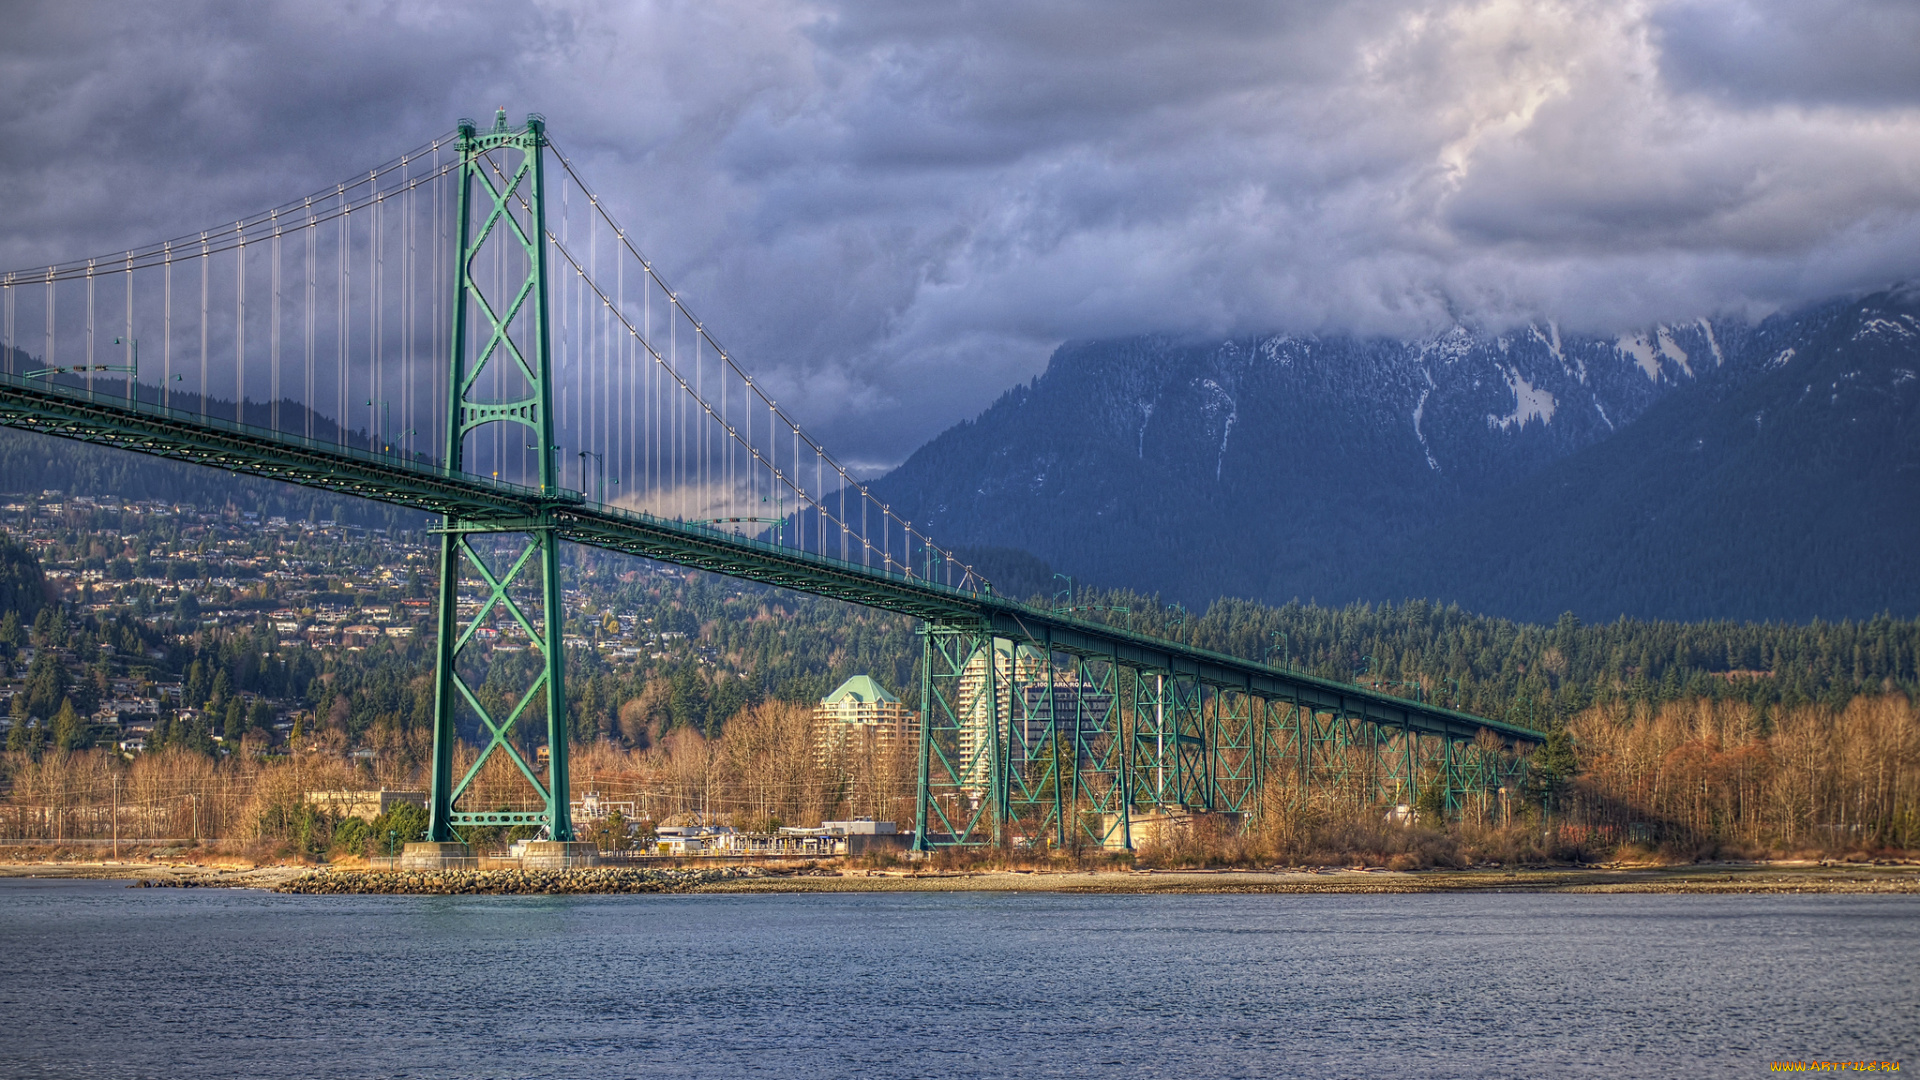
<box><xmin>427</xmin><ymin>111</ymin><xmax>573</xmax><ymax>845</ymax></box>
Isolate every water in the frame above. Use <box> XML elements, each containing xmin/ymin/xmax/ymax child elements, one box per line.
<box><xmin>0</xmin><ymin>880</ymin><xmax>1913</xmax><ymax>1079</ymax></box>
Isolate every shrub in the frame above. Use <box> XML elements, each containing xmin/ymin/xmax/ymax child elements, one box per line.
<box><xmin>332</xmin><ymin>816</ymin><xmax>370</xmax><ymax>857</ymax></box>
<box><xmin>367</xmin><ymin>802</ymin><xmax>428</xmax><ymax>853</ymax></box>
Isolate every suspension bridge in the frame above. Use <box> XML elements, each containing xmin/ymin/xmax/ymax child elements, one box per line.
<box><xmin>0</xmin><ymin>112</ymin><xmax>1537</xmax><ymax>856</ymax></box>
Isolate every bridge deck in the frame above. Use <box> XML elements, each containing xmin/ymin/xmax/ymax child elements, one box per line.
<box><xmin>0</xmin><ymin>372</ymin><xmax>1538</xmax><ymax>747</ymax></box>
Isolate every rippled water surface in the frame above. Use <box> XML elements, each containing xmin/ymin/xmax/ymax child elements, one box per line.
<box><xmin>0</xmin><ymin>879</ymin><xmax>1914</xmax><ymax>1078</ymax></box>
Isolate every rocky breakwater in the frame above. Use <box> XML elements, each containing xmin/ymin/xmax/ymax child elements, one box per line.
<box><xmin>275</xmin><ymin>865</ymin><xmax>770</xmax><ymax>895</ymax></box>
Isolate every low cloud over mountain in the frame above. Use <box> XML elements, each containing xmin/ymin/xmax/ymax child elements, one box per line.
<box><xmin>874</xmin><ymin>287</ymin><xmax>1920</xmax><ymax>621</ymax></box>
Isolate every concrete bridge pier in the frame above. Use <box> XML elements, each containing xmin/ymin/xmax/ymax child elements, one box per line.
<box><xmin>518</xmin><ymin>842</ymin><xmax>601</xmax><ymax>870</ymax></box>
<box><xmin>399</xmin><ymin>842</ymin><xmax>477</xmax><ymax>870</ymax></box>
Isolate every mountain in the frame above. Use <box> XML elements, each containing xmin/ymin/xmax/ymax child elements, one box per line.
<box><xmin>873</xmin><ymin>287</ymin><xmax>1920</xmax><ymax>622</ymax></box>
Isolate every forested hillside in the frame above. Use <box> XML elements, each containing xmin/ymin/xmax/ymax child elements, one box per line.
<box><xmin>1063</xmin><ymin>589</ymin><xmax>1920</xmax><ymax>730</ymax></box>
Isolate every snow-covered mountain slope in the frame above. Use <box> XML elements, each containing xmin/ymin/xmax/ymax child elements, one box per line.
<box><xmin>873</xmin><ymin>288</ymin><xmax>1920</xmax><ymax>621</ymax></box>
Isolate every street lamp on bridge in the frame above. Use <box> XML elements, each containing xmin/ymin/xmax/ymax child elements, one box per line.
<box><xmin>577</xmin><ymin>450</ymin><xmax>616</xmax><ymax>505</ymax></box>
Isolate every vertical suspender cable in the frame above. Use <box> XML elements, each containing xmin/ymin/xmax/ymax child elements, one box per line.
<box><xmin>645</xmin><ymin>267</ymin><xmax>653</xmax><ymax>505</ymax></box>
<box><xmin>371</xmin><ymin>175</ymin><xmax>381</xmax><ymax>451</ymax></box>
<box><xmin>124</xmin><ymin>252</ymin><xmax>133</xmax><ymax>401</ymax></box>
<box><xmin>304</xmin><ymin>204</ymin><xmax>314</xmax><ymax>439</ymax></box>
<box><xmin>46</xmin><ymin>268</ymin><xmax>54</xmax><ymax>385</ymax></box>
<box><xmin>431</xmin><ymin>142</ymin><xmax>442</xmax><ymax>467</ymax></box>
<box><xmin>670</xmin><ymin>295</ymin><xmax>678</xmax><ymax>519</ymax></box>
<box><xmin>576</xmin><ymin>209</ymin><xmax>586</xmax><ymax>484</ymax></box>
<box><xmin>695</xmin><ymin>326</ymin><xmax>703</xmax><ymax>516</ymax></box>
<box><xmin>616</xmin><ymin>237</ymin><xmax>624</xmax><ymax>504</ymax></box>
<box><xmin>583</xmin><ymin>211</ymin><xmax>591</xmax><ymax>493</ymax></box>
<box><xmin>582</xmin><ymin>207</ymin><xmax>590</xmax><ymax>488</ymax></box>
<box><xmin>763</xmin><ymin>395</ymin><xmax>772</xmax><ymax>531</ymax></box>
<box><xmin>237</xmin><ymin>222</ymin><xmax>247</xmax><ymax>423</ymax></box>
<box><xmin>403</xmin><ymin>156</ymin><xmax>412</xmax><ymax>459</ymax></box>
<box><xmin>746</xmin><ymin>372</ymin><xmax>753</xmax><ymax>520</ymax></box>
<box><xmin>162</xmin><ymin>245</ymin><xmax>171</xmax><ymax>409</ymax></box>
<box><xmin>600</xmin><ymin>204</ymin><xmax>607</xmax><ymax>498</ymax></box>
<box><xmin>338</xmin><ymin>196</ymin><xmax>348</xmax><ymax>446</ymax></box>
<box><xmin>199</xmin><ymin>232</ymin><xmax>209</xmax><ymax>419</ymax></box>
<box><xmin>85</xmin><ymin>259</ymin><xmax>94</xmax><ymax>392</ymax></box>
<box><xmin>271</xmin><ymin>215</ymin><xmax>282</xmax><ymax>433</ymax></box>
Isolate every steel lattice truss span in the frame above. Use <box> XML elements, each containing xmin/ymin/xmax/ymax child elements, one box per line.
<box><xmin>0</xmin><ymin>114</ymin><xmax>1539</xmax><ymax>850</ymax></box>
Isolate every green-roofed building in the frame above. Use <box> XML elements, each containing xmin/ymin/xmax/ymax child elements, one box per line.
<box><xmin>816</xmin><ymin>675</ymin><xmax>914</xmax><ymax>759</ymax></box>
<box><xmin>822</xmin><ymin>675</ymin><xmax>898</xmax><ymax>707</ymax></box>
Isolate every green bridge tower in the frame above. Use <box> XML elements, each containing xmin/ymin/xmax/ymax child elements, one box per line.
<box><xmin>426</xmin><ymin>111</ymin><xmax>575</xmax><ymax>848</ymax></box>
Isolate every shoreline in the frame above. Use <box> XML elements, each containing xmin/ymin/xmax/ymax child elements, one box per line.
<box><xmin>3</xmin><ymin>860</ymin><xmax>1918</xmax><ymax>895</ymax></box>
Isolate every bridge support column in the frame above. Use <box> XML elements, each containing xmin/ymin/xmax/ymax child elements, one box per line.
<box><xmin>913</xmin><ymin>624</ymin><xmax>996</xmax><ymax>852</ymax></box>
<box><xmin>913</xmin><ymin>626</ymin><xmax>933</xmax><ymax>853</ymax></box>
<box><xmin>427</xmin><ymin>528</ymin><xmax>460</xmax><ymax>843</ymax></box>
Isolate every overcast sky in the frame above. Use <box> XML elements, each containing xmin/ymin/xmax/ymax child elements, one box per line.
<box><xmin>3</xmin><ymin>0</ymin><xmax>1917</xmax><ymax>470</ymax></box>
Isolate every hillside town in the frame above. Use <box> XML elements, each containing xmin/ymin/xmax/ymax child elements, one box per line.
<box><xmin>0</xmin><ymin>489</ymin><xmax>908</xmax><ymax>762</ymax></box>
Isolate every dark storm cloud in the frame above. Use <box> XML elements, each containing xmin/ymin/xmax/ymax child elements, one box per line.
<box><xmin>0</xmin><ymin>2</ymin><xmax>555</xmax><ymax>267</ymax></box>
<box><xmin>3</xmin><ymin>1</ymin><xmax>1918</xmax><ymax>470</ymax></box>
<box><xmin>1655</xmin><ymin>0</ymin><xmax>1920</xmax><ymax>108</ymax></box>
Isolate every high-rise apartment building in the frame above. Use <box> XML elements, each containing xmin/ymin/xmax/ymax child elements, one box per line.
<box><xmin>814</xmin><ymin>676</ymin><xmax>914</xmax><ymax>759</ymax></box>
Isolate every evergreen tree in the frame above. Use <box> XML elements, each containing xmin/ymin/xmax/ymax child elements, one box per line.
<box><xmin>5</xmin><ymin>717</ymin><xmax>40</xmax><ymax>754</ymax></box>
<box><xmin>1528</xmin><ymin>724</ymin><xmax>1581</xmax><ymax>819</ymax></box>
<box><xmin>18</xmin><ymin>652</ymin><xmax>68</xmax><ymax>721</ymax></box>
<box><xmin>182</xmin><ymin>715</ymin><xmax>214</xmax><ymax>756</ymax></box>
<box><xmin>0</xmin><ymin>533</ymin><xmax>48</xmax><ymax>621</ymax></box>
<box><xmin>184</xmin><ymin>660</ymin><xmax>208</xmax><ymax>711</ymax></box>
<box><xmin>50</xmin><ymin>697</ymin><xmax>87</xmax><ymax>751</ymax></box>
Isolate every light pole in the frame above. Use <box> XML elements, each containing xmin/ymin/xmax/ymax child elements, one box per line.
<box><xmin>1267</xmin><ymin>630</ymin><xmax>1289</xmax><ymax>669</ymax></box>
<box><xmin>365</xmin><ymin>399</ymin><xmax>389</xmax><ymax>453</ymax></box>
<box><xmin>759</xmin><ymin>491</ymin><xmax>784</xmax><ymax>544</ymax></box>
<box><xmin>577</xmin><ymin>450</ymin><xmax>616</xmax><ymax>504</ymax></box>
<box><xmin>112</xmin><ymin>336</ymin><xmax>137</xmax><ymax>398</ymax></box>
